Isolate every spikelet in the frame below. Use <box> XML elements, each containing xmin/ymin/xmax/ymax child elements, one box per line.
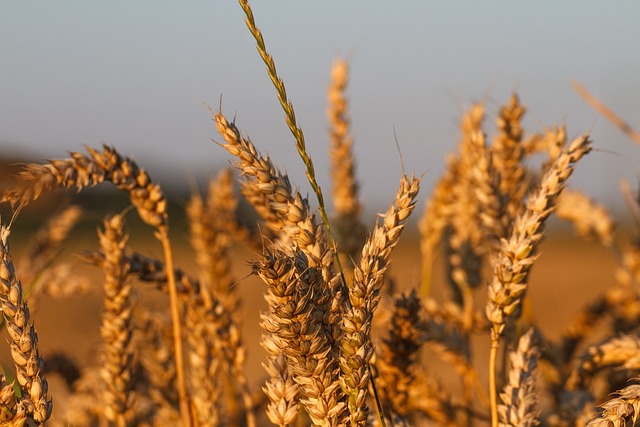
<box><xmin>587</xmin><ymin>379</ymin><xmax>640</xmax><ymax>426</ymax></box>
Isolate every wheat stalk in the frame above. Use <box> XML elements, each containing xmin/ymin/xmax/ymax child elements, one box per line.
<box><xmin>2</xmin><ymin>145</ymin><xmax>191</xmax><ymax>425</ymax></box>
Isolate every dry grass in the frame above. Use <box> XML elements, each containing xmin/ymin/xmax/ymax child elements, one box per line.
<box><xmin>1</xmin><ymin>1</ymin><xmax>640</xmax><ymax>426</ymax></box>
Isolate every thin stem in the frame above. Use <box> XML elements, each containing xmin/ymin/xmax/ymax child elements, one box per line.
<box><xmin>489</xmin><ymin>337</ymin><xmax>499</xmax><ymax>427</ymax></box>
<box><xmin>368</xmin><ymin>363</ymin><xmax>387</xmax><ymax>427</ymax></box>
<box><xmin>159</xmin><ymin>230</ymin><xmax>191</xmax><ymax>427</ymax></box>
<box><xmin>572</xmin><ymin>81</ymin><xmax>640</xmax><ymax>145</ymax></box>
<box><xmin>236</xmin><ymin>0</ymin><xmax>348</xmax><ymax>292</ymax></box>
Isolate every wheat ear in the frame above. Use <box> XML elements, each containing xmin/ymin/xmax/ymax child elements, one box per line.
<box><xmin>327</xmin><ymin>58</ymin><xmax>366</xmax><ymax>263</ymax></box>
<box><xmin>257</xmin><ymin>248</ymin><xmax>347</xmax><ymax>426</ymax></box>
<box><xmin>186</xmin><ymin>168</ymin><xmax>238</xmax><ymax>311</ymax></box>
<box><xmin>214</xmin><ymin>112</ymin><xmax>345</xmax><ymax>355</ymax></box>
<box><xmin>136</xmin><ymin>310</ymin><xmax>180</xmax><ymax>424</ymax></box>
<box><xmin>486</xmin><ymin>134</ymin><xmax>592</xmax><ymax>427</ymax></box>
<box><xmin>567</xmin><ymin>335</ymin><xmax>640</xmax><ymax>392</ymax></box>
<box><xmin>261</xmin><ymin>330</ymin><xmax>300</xmax><ymax>427</ymax></box>
<box><xmin>98</xmin><ymin>214</ymin><xmax>135</xmax><ymax>426</ymax></box>
<box><xmin>419</xmin><ymin>155</ymin><xmax>459</xmax><ymax>297</ymax></box>
<box><xmin>498</xmin><ymin>328</ymin><xmax>540</xmax><ymax>427</ymax></box>
<box><xmin>236</xmin><ymin>0</ymin><xmax>330</xmax><ymax>229</ymax></box>
<box><xmin>490</xmin><ymin>94</ymin><xmax>528</xmax><ymax>223</ymax></box>
<box><xmin>21</xmin><ymin>204</ymin><xmax>83</xmax><ymax>285</ymax></box>
<box><xmin>572</xmin><ymin>81</ymin><xmax>640</xmax><ymax>145</ymax></box>
<box><xmin>340</xmin><ymin>174</ymin><xmax>420</xmax><ymax>426</ymax></box>
<box><xmin>376</xmin><ymin>290</ymin><xmax>424</xmax><ymax>417</ymax></box>
<box><xmin>184</xmin><ymin>303</ymin><xmax>222</xmax><ymax>427</ymax></box>
<box><xmin>0</xmin><ymin>225</ymin><xmax>52</xmax><ymax>424</ymax></box>
<box><xmin>556</xmin><ymin>190</ymin><xmax>615</xmax><ymax>247</ymax></box>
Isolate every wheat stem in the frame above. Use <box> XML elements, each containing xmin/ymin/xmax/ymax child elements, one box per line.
<box><xmin>490</xmin><ymin>339</ymin><xmax>499</xmax><ymax>427</ymax></box>
<box><xmin>158</xmin><ymin>230</ymin><xmax>191</xmax><ymax>427</ymax></box>
<box><xmin>235</xmin><ymin>0</ymin><xmax>348</xmax><ymax>293</ymax></box>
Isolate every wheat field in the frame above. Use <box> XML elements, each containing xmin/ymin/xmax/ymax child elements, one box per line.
<box><xmin>1</xmin><ymin>1</ymin><xmax>640</xmax><ymax>426</ymax></box>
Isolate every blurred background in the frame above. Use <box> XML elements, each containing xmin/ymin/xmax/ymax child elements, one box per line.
<box><xmin>1</xmin><ymin>1</ymin><xmax>639</xmax><ymax>215</ymax></box>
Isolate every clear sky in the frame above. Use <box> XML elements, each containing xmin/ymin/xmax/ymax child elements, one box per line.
<box><xmin>1</xmin><ymin>1</ymin><xmax>639</xmax><ymax>215</ymax></box>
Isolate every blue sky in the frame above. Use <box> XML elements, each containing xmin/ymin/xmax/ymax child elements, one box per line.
<box><xmin>2</xmin><ymin>2</ymin><xmax>639</xmax><ymax>214</ymax></box>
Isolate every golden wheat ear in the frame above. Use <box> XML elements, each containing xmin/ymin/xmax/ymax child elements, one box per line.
<box><xmin>97</xmin><ymin>213</ymin><xmax>135</xmax><ymax>426</ymax></box>
<box><xmin>340</xmin><ymin>174</ymin><xmax>420</xmax><ymax>425</ymax></box>
<box><xmin>256</xmin><ymin>248</ymin><xmax>346</xmax><ymax>426</ymax></box>
<box><xmin>486</xmin><ymin>134</ymin><xmax>591</xmax><ymax>425</ymax></box>
<box><xmin>0</xmin><ymin>224</ymin><xmax>52</xmax><ymax>424</ymax></box>
<box><xmin>327</xmin><ymin>58</ymin><xmax>366</xmax><ymax>266</ymax></box>
<box><xmin>498</xmin><ymin>328</ymin><xmax>540</xmax><ymax>426</ymax></box>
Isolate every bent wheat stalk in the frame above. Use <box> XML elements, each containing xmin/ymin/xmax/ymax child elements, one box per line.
<box><xmin>2</xmin><ymin>145</ymin><xmax>191</xmax><ymax>426</ymax></box>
